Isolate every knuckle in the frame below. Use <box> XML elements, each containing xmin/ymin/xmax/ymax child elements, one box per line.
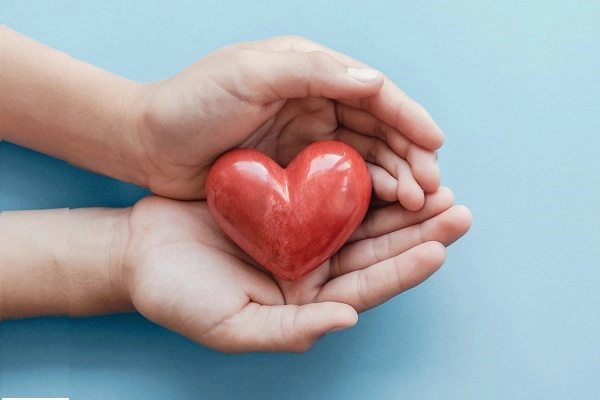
<box><xmin>305</xmin><ymin>50</ymin><xmax>337</xmax><ymax>70</ymax></box>
<box><xmin>232</xmin><ymin>48</ymin><xmax>261</xmax><ymax>71</ymax></box>
<box><xmin>371</xmin><ymin>234</ymin><xmax>390</xmax><ymax>263</ymax></box>
<box><xmin>280</xmin><ymin>34</ymin><xmax>307</xmax><ymax>43</ymax></box>
<box><xmin>374</xmin><ymin>118</ymin><xmax>388</xmax><ymax>140</ymax></box>
<box><xmin>355</xmin><ymin>270</ymin><xmax>371</xmax><ymax>310</ymax></box>
<box><xmin>405</xmin><ymin>142</ymin><xmax>418</xmax><ymax>161</ymax></box>
<box><xmin>365</xmin><ymin>141</ymin><xmax>381</xmax><ymax>163</ymax></box>
<box><xmin>279</xmin><ymin>35</ymin><xmax>312</xmax><ymax>51</ymax></box>
<box><xmin>362</xmin><ymin>212</ymin><xmax>376</xmax><ymax>238</ymax></box>
<box><xmin>280</xmin><ymin>307</ymin><xmax>306</xmax><ymax>352</ymax></box>
<box><xmin>418</xmin><ymin>223</ymin><xmax>427</xmax><ymax>244</ymax></box>
<box><xmin>393</xmin><ymin>258</ymin><xmax>408</xmax><ymax>293</ymax></box>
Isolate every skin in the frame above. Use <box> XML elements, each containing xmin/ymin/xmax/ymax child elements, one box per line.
<box><xmin>0</xmin><ymin>188</ymin><xmax>471</xmax><ymax>353</ymax></box>
<box><xmin>1</xmin><ymin>27</ymin><xmax>442</xmax><ymax>210</ymax></box>
<box><xmin>0</xmin><ymin>27</ymin><xmax>472</xmax><ymax>352</ymax></box>
<box><xmin>125</xmin><ymin>189</ymin><xmax>471</xmax><ymax>352</ymax></box>
<box><xmin>136</xmin><ymin>37</ymin><xmax>443</xmax><ymax>210</ymax></box>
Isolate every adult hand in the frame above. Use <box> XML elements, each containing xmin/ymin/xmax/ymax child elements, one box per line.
<box><xmin>123</xmin><ymin>188</ymin><xmax>471</xmax><ymax>353</ymax></box>
<box><xmin>136</xmin><ymin>36</ymin><xmax>443</xmax><ymax>210</ymax></box>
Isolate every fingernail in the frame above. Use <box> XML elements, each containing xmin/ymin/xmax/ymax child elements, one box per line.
<box><xmin>347</xmin><ymin>67</ymin><xmax>380</xmax><ymax>83</ymax></box>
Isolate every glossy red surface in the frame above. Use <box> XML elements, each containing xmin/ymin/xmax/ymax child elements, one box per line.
<box><xmin>206</xmin><ymin>141</ymin><xmax>372</xmax><ymax>280</ymax></box>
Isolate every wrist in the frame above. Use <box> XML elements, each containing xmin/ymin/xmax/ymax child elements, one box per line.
<box><xmin>106</xmin><ymin>208</ymin><xmax>136</xmax><ymax>315</ymax></box>
<box><xmin>128</xmin><ymin>81</ymin><xmax>164</xmax><ymax>193</ymax></box>
<box><xmin>0</xmin><ymin>207</ymin><xmax>135</xmax><ymax>320</ymax></box>
<box><xmin>63</xmin><ymin>207</ymin><xmax>135</xmax><ymax>317</ymax></box>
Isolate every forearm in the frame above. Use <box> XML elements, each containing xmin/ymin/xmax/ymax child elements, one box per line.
<box><xmin>0</xmin><ymin>206</ymin><xmax>133</xmax><ymax>320</ymax></box>
<box><xmin>0</xmin><ymin>25</ymin><xmax>147</xmax><ymax>186</ymax></box>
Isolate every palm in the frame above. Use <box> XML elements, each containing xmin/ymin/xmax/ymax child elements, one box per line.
<box><xmin>125</xmin><ymin>196</ymin><xmax>272</xmax><ymax>346</ymax></box>
<box><xmin>144</xmin><ymin>85</ymin><xmax>345</xmax><ymax>200</ymax></box>
<box><xmin>123</xmin><ymin>188</ymin><xmax>470</xmax><ymax>353</ymax></box>
<box><xmin>240</xmin><ymin>97</ymin><xmax>339</xmax><ymax>167</ymax></box>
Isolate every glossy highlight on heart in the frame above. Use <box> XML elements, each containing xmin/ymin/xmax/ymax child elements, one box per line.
<box><xmin>206</xmin><ymin>141</ymin><xmax>372</xmax><ymax>280</ymax></box>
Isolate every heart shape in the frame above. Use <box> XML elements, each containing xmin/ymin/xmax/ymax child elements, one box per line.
<box><xmin>206</xmin><ymin>141</ymin><xmax>371</xmax><ymax>280</ymax></box>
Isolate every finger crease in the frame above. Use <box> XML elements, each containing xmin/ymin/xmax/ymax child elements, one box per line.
<box><xmin>356</xmin><ymin>270</ymin><xmax>370</xmax><ymax>310</ymax></box>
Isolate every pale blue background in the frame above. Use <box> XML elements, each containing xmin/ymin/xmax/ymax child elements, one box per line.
<box><xmin>1</xmin><ymin>0</ymin><xmax>599</xmax><ymax>398</ymax></box>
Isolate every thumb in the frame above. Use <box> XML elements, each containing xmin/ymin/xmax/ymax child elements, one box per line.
<box><xmin>232</xmin><ymin>49</ymin><xmax>384</xmax><ymax>103</ymax></box>
<box><xmin>203</xmin><ymin>302</ymin><xmax>358</xmax><ymax>353</ymax></box>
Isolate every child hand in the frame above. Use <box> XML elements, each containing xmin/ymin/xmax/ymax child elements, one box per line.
<box><xmin>2</xmin><ymin>29</ymin><xmax>442</xmax><ymax>210</ymax></box>
<box><xmin>123</xmin><ymin>188</ymin><xmax>470</xmax><ymax>352</ymax></box>
<box><xmin>135</xmin><ymin>36</ymin><xmax>443</xmax><ymax>211</ymax></box>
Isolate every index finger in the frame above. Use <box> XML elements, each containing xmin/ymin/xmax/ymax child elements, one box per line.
<box><xmin>241</xmin><ymin>36</ymin><xmax>445</xmax><ymax>150</ymax></box>
<box><xmin>316</xmin><ymin>241</ymin><xmax>446</xmax><ymax>313</ymax></box>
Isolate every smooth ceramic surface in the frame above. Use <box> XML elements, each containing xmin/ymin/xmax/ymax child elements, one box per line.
<box><xmin>206</xmin><ymin>141</ymin><xmax>371</xmax><ymax>280</ymax></box>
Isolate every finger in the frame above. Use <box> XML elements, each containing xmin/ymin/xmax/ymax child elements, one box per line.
<box><xmin>349</xmin><ymin>186</ymin><xmax>455</xmax><ymax>242</ymax></box>
<box><xmin>409</xmin><ymin>145</ymin><xmax>440</xmax><ymax>193</ymax></box>
<box><xmin>332</xmin><ymin>205</ymin><xmax>472</xmax><ymax>279</ymax></box>
<box><xmin>367</xmin><ymin>163</ymin><xmax>398</xmax><ymax>202</ymax></box>
<box><xmin>225</xmin><ymin>48</ymin><xmax>384</xmax><ymax>104</ymax></box>
<box><xmin>336</xmin><ymin>128</ymin><xmax>424</xmax><ymax>210</ymax></box>
<box><xmin>242</xmin><ymin>36</ymin><xmax>444</xmax><ymax>150</ymax></box>
<box><xmin>336</xmin><ymin>103</ymin><xmax>441</xmax><ymax>192</ymax></box>
<box><xmin>339</xmin><ymin>84</ymin><xmax>444</xmax><ymax>151</ymax></box>
<box><xmin>318</xmin><ymin>242</ymin><xmax>446</xmax><ymax>313</ymax></box>
<box><xmin>201</xmin><ymin>302</ymin><xmax>358</xmax><ymax>353</ymax></box>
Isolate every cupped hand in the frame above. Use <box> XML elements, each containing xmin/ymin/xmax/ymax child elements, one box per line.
<box><xmin>135</xmin><ymin>36</ymin><xmax>443</xmax><ymax>211</ymax></box>
<box><xmin>123</xmin><ymin>188</ymin><xmax>471</xmax><ymax>353</ymax></box>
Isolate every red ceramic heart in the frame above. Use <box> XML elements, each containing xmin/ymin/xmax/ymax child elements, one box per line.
<box><xmin>206</xmin><ymin>141</ymin><xmax>371</xmax><ymax>281</ymax></box>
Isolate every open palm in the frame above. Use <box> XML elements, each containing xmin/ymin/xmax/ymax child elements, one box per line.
<box><xmin>123</xmin><ymin>188</ymin><xmax>470</xmax><ymax>353</ymax></box>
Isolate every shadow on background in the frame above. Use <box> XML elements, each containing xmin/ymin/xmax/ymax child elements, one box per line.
<box><xmin>0</xmin><ymin>141</ymin><xmax>149</xmax><ymax>211</ymax></box>
<box><xmin>1</xmin><ymin>296</ymin><xmax>436</xmax><ymax>399</ymax></box>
